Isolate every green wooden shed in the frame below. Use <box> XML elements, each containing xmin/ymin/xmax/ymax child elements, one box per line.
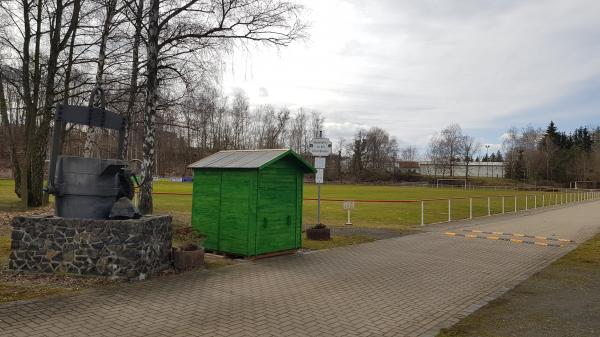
<box><xmin>188</xmin><ymin>149</ymin><xmax>315</xmax><ymax>257</ymax></box>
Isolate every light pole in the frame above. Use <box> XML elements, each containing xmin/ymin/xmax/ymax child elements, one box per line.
<box><xmin>485</xmin><ymin>145</ymin><xmax>490</xmax><ymax>177</ymax></box>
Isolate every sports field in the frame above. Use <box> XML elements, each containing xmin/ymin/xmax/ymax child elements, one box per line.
<box><xmin>152</xmin><ymin>180</ymin><xmax>583</xmax><ymax>229</ymax></box>
<box><xmin>0</xmin><ymin>179</ymin><xmax>588</xmax><ymax>230</ymax></box>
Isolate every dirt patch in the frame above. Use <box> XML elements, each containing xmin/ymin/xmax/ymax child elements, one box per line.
<box><xmin>437</xmin><ymin>234</ymin><xmax>600</xmax><ymax>337</ymax></box>
<box><xmin>0</xmin><ymin>206</ymin><xmax>53</xmax><ymax>236</ymax></box>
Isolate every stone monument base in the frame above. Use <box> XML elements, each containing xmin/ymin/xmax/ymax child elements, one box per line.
<box><xmin>9</xmin><ymin>215</ymin><xmax>172</xmax><ymax>279</ymax></box>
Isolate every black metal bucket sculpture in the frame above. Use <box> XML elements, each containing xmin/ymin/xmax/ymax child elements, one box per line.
<box><xmin>46</xmin><ymin>87</ymin><xmax>140</xmax><ymax>219</ymax></box>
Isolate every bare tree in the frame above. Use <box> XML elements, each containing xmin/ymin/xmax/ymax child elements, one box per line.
<box><xmin>289</xmin><ymin>109</ymin><xmax>308</xmax><ymax>154</ymax></box>
<box><xmin>461</xmin><ymin>135</ymin><xmax>481</xmax><ymax>181</ymax></box>
<box><xmin>0</xmin><ymin>0</ymin><xmax>82</xmax><ymax>207</ymax></box>
<box><xmin>138</xmin><ymin>0</ymin><xmax>306</xmax><ymax>213</ymax></box>
<box><xmin>439</xmin><ymin>124</ymin><xmax>463</xmax><ymax>176</ymax></box>
<box><xmin>400</xmin><ymin>145</ymin><xmax>418</xmax><ymax>161</ymax></box>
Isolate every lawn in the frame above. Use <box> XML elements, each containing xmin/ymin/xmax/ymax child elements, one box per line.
<box><xmin>152</xmin><ymin>180</ymin><xmax>575</xmax><ymax>230</ymax></box>
<box><xmin>0</xmin><ymin>179</ymin><xmax>23</xmax><ymax>212</ymax></box>
<box><xmin>0</xmin><ymin>179</ymin><xmax>584</xmax><ymax>231</ymax></box>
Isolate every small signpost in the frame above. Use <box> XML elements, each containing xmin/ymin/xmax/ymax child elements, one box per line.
<box><xmin>309</xmin><ymin>131</ymin><xmax>332</xmax><ymax>225</ymax></box>
<box><xmin>343</xmin><ymin>200</ymin><xmax>355</xmax><ymax>225</ymax></box>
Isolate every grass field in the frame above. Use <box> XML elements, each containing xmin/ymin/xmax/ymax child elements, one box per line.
<box><xmin>1</xmin><ymin>179</ymin><xmax>588</xmax><ymax>231</ymax></box>
<box><xmin>153</xmin><ymin>180</ymin><xmax>582</xmax><ymax>230</ymax></box>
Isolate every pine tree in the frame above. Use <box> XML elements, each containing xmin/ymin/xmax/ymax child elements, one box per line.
<box><xmin>495</xmin><ymin>150</ymin><xmax>504</xmax><ymax>162</ymax></box>
<box><xmin>546</xmin><ymin>121</ymin><xmax>558</xmax><ymax>143</ymax></box>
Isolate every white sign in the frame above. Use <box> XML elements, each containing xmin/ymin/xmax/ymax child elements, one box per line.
<box><xmin>314</xmin><ymin>157</ymin><xmax>326</xmax><ymax>169</ymax></box>
<box><xmin>309</xmin><ymin>138</ymin><xmax>332</xmax><ymax>157</ymax></box>
<box><xmin>343</xmin><ymin>200</ymin><xmax>355</xmax><ymax>210</ymax></box>
<box><xmin>315</xmin><ymin>168</ymin><xmax>324</xmax><ymax>184</ymax></box>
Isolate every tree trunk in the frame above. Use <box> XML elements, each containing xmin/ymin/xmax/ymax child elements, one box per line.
<box><xmin>0</xmin><ymin>69</ymin><xmax>22</xmax><ymax>197</ymax></box>
<box><xmin>139</xmin><ymin>0</ymin><xmax>159</xmax><ymax>214</ymax></box>
<box><xmin>123</xmin><ymin>0</ymin><xmax>145</xmax><ymax>159</ymax></box>
<box><xmin>84</xmin><ymin>0</ymin><xmax>118</xmax><ymax>158</ymax></box>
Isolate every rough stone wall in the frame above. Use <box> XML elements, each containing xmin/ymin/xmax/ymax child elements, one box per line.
<box><xmin>9</xmin><ymin>215</ymin><xmax>172</xmax><ymax>279</ymax></box>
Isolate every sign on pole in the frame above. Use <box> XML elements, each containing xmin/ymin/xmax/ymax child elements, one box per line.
<box><xmin>311</xmin><ymin>132</ymin><xmax>331</xmax><ymax>225</ymax></box>
<box><xmin>314</xmin><ymin>157</ymin><xmax>326</xmax><ymax>169</ymax></box>
<box><xmin>315</xmin><ymin>169</ymin><xmax>324</xmax><ymax>184</ymax></box>
<box><xmin>309</xmin><ymin>138</ymin><xmax>332</xmax><ymax>157</ymax></box>
<box><xmin>343</xmin><ymin>200</ymin><xmax>355</xmax><ymax>225</ymax></box>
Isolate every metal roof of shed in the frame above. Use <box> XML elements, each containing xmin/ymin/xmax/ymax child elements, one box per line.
<box><xmin>188</xmin><ymin>149</ymin><xmax>315</xmax><ymax>172</ymax></box>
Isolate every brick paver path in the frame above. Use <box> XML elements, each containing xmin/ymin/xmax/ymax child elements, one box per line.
<box><xmin>2</xmin><ymin>201</ymin><xmax>599</xmax><ymax>337</ymax></box>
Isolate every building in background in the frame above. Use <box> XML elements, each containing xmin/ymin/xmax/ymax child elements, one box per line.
<box><xmin>418</xmin><ymin>161</ymin><xmax>505</xmax><ymax>178</ymax></box>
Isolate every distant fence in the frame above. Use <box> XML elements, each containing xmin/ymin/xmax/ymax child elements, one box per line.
<box><xmin>302</xmin><ymin>190</ymin><xmax>600</xmax><ymax>227</ymax></box>
<box><xmin>149</xmin><ymin>189</ymin><xmax>600</xmax><ymax>227</ymax></box>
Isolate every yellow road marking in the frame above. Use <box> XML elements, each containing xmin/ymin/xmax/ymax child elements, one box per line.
<box><xmin>534</xmin><ymin>242</ymin><xmax>548</xmax><ymax>246</ymax></box>
<box><xmin>513</xmin><ymin>233</ymin><xmax>525</xmax><ymax>237</ymax></box>
<box><xmin>510</xmin><ymin>239</ymin><xmax>523</xmax><ymax>243</ymax></box>
<box><xmin>558</xmin><ymin>239</ymin><xmax>571</xmax><ymax>242</ymax></box>
<box><xmin>492</xmin><ymin>231</ymin><xmax>503</xmax><ymax>235</ymax></box>
<box><xmin>445</xmin><ymin>232</ymin><xmax>457</xmax><ymax>236</ymax></box>
<box><xmin>534</xmin><ymin>236</ymin><xmax>548</xmax><ymax>240</ymax></box>
<box><xmin>487</xmin><ymin>236</ymin><xmax>499</xmax><ymax>240</ymax></box>
<box><xmin>472</xmin><ymin>230</ymin><xmax>482</xmax><ymax>233</ymax></box>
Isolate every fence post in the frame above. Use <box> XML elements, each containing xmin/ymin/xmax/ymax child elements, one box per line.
<box><xmin>502</xmin><ymin>196</ymin><xmax>505</xmax><ymax>214</ymax></box>
<box><xmin>448</xmin><ymin>199</ymin><xmax>451</xmax><ymax>222</ymax></box>
<box><xmin>487</xmin><ymin>197</ymin><xmax>491</xmax><ymax>216</ymax></box>
<box><xmin>525</xmin><ymin>195</ymin><xmax>528</xmax><ymax>210</ymax></box>
<box><xmin>534</xmin><ymin>194</ymin><xmax>537</xmax><ymax>209</ymax></box>
<box><xmin>469</xmin><ymin>198</ymin><xmax>473</xmax><ymax>219</ymax></box>
<box><xmin>421</xmin><ymin>200</ymin><xmax>424</xmax><ymax>226</ymax></box>
<box><xmin>514</xmin><ymin>195</ymin><xmax>517</xmax><ymax>212</ymax></box>
<box><xmin>542</xmin><ymin>194</ymin><xmax>545</xmax><ymax>207</ymax></box>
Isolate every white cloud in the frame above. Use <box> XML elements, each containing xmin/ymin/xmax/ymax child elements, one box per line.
<box><xmin>222</xmin><ymin>0</ymin><xmax>600</xmax><ymax>147</ymax></box>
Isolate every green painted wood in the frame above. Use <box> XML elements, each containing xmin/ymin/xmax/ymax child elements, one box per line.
<box><xmin>259</xmin><ymin>149</ymin><xmax>316</xmax><ymax>173</ymax></box>
<box><xmin>296</xmin><ymin>173</ymin><xmax>303</xmax><ymax>248</ymax></box>
<box><xmin>256</xmin><ymin>168</ymin><xmax>298</xmax><ymax>255</ymax></box>
<box><xmin>218</xmin><ymin>171</ymin><xmax>252</xmax><ymax>255</ymax></box>
<box><xmin>191</xmin><ymin>149</ymin><xmax>311</xmax><ymax>256</ymax></box>
<box><xmin>247</xmin><ymin>172</ymin><xmax>258</xmax><ymax>255</ymax></box>
<box><xmin>191</xmin><ymin>171</ymin><xmax>222</xmax><ymax>251</ymax></box>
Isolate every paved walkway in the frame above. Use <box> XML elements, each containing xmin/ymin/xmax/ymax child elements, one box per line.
<box><xmin>1</xmin><ymin>201</ymin><xmax>599</xmax><ymax>337</ymax></box>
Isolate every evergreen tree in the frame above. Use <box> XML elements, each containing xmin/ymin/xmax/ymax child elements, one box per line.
<box><xmin>495</xmin><ymin>150</ymin><xmax>504</xmax><ymax>161</ymax></box>
<box><xmin>545</xmin><ymin>121</ymin><xmax>558</xmax><ymax>143</ymax></box>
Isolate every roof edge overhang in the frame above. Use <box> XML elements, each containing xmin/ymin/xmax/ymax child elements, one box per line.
<box><xmin>258</xmin><ymin>149</ymin><xmax>316</xmax><ymax>173</ymax></box>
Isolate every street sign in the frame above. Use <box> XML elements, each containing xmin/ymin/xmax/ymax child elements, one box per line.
<box><xmin>314</xmin><ymin>157</ymin><xmax>326</xmax><ymax>169</ymax></box>
<box><xmin>309</xmin><ymin>138</ymin><xmax>332</xmax><ymax>157</ymax></box>
<box><xmin>315</xmin><ymin>169</ymin><xmax>324</xmax><ymax>184</ymax></box>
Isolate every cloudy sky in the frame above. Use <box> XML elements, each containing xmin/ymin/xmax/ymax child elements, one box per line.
<box><xmin>222</xmin><ymin>0</ymin><xmax>600</xmax><ymax>154</ymax></box>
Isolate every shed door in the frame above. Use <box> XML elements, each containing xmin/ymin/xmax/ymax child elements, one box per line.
<box><xmin>219</xmin><ymin>172</ymin><xmax>251</xmax><ymax>255</ymax></box>
<box><xmin>256</xmin><ymin>171</ymin><xmax>297</xmax><ymax>254</ymax></box>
